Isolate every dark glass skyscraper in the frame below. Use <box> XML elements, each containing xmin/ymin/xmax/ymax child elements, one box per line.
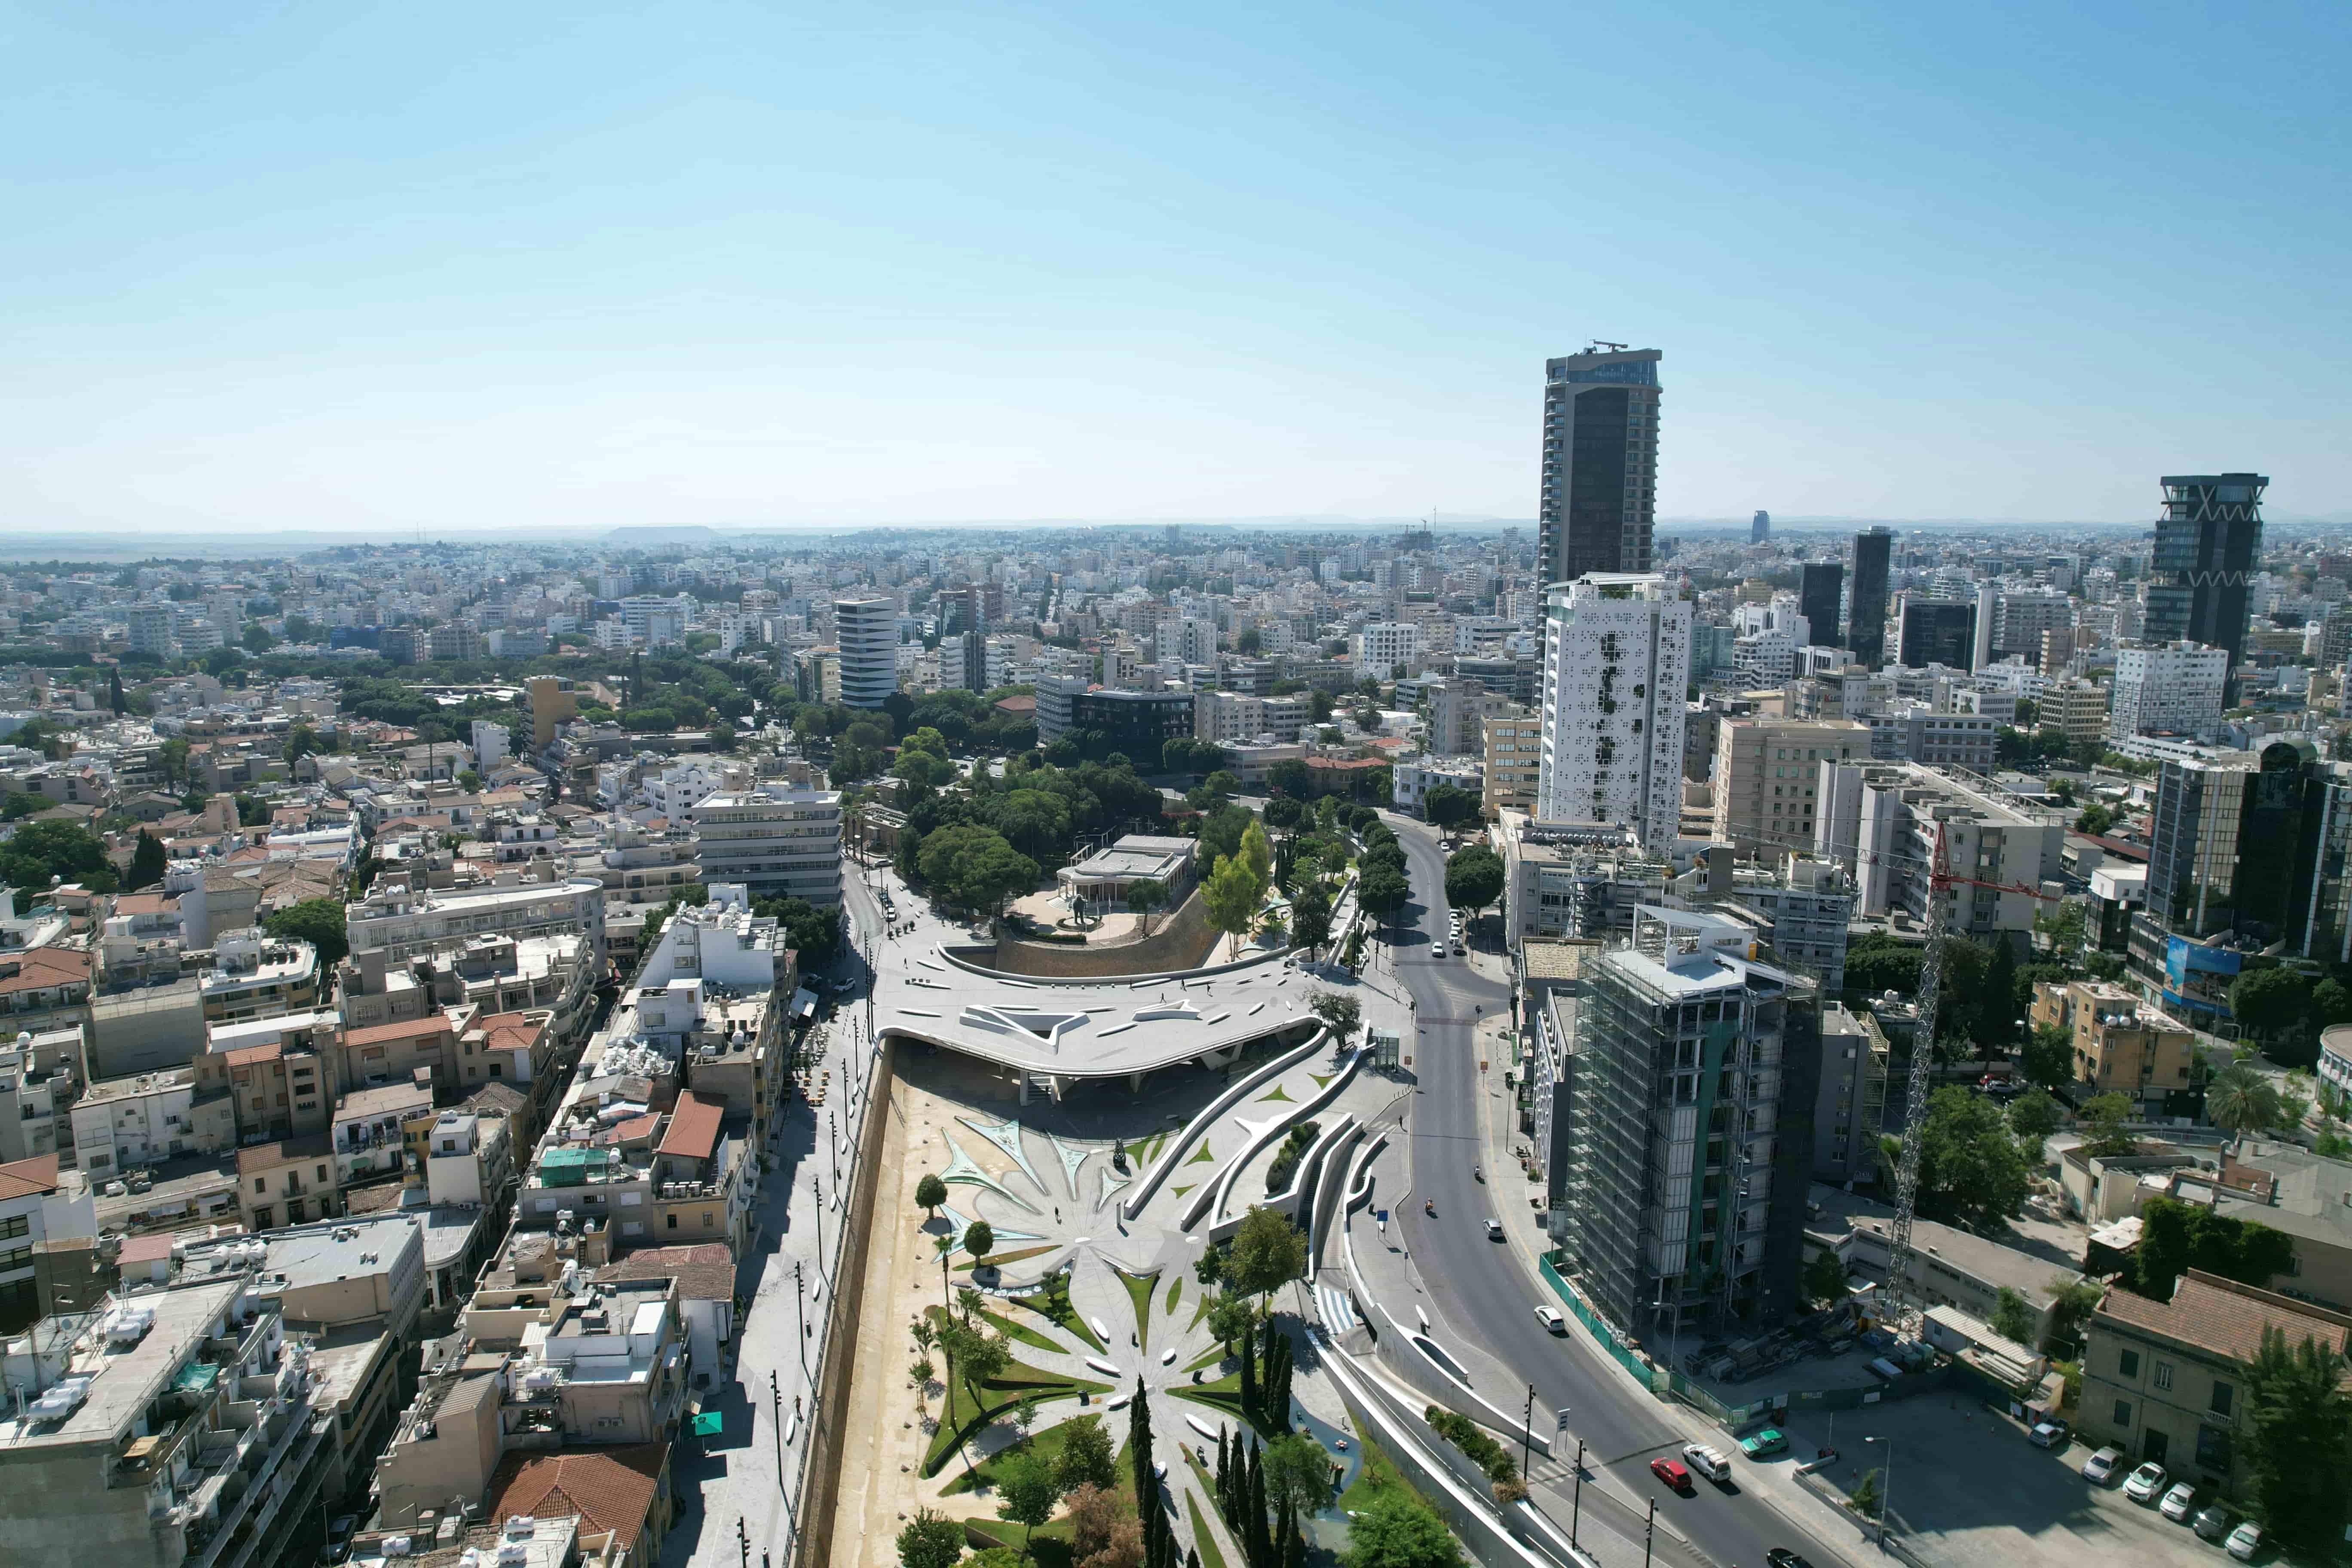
<box><xmin>1896</xmin><ymin>595</ymin><xmax>1978</xmax><ymax>669</ymax></box>
<box><xmin>1798</xmin><ymin>563</ymin><xmax>1844</xmax><ymax>651</ymax></box>
<box><xmin>1538</xmin><ymin>345</ymin><xmax>1662</xmax><ymax>585</ymax></box>
<box><xmin>1849</xmin><ymin>527</ymin><xmax>1892</xmax><ymax>667</ymax></box>
<box><xmin>2144</xmin><ymin>473</ymin><xmax>2266</xmax><ymax>670</ymax></box>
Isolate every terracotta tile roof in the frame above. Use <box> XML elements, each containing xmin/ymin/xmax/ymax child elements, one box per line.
<box><xmin>344</xmin><ymin>1016</ymin><xmax>455</xmax><ymax>1047</ymax></box>
<box><xmin>224</xmin><ymin>1043</ymin><xmax>285</xmax><ymax>1068</ymax></box>
<box><xmin>655</xmin><ymin>1091</ymin><xmax>723</xmax><ymax>1162</ymax></box>
<box><xmin>593</xmin><ymin>1113</ymin><xmax>660</xmax><ymax>1148</ymax></box>
<box><xmin>236</xmin><ymin>1132</ymin><xmax>332</xmax><ymax>1174</ymax></box>
<box><xmin>487</xmin><ymin>1445</ymin><xmax>664</xmax><ymax>1544</ymax></box>
<box><xmin>2096</xmin><ymin>1269</ymin><xmax>2352</xmax><ymax>1367</ymax></box>
<box><xmin>461</xmin><ymin>1081</ymin><xmax>527</xmax><ymax>1117</ymax></box>
<box><xmin>0</xmin><ymin>1154</ymin><xmax>60</xmax><ymax>1200</ymax></box>
<box><xmin>599</xmin><ymin>1242</ymin><xmax>735</xmax><ymax>1302</ymax></box>
<box><xmin>478</xmin><ymin>1011</ymin><xmax>548</xmax><ymax>1056</ymax></box>
<box><xmin>116</xmin><ymin>1231</ymin><xmax>181</xmax><ymax>1264</ymax></box>
<box><xmin>110</xmin><ymin>893</ymin><xmax>177</xmax><ymax>917</ymax></box>
<box><xmin>0</xmin><ymin>947</ymin><xmax>89</xmax><ymax>995</ymax></box>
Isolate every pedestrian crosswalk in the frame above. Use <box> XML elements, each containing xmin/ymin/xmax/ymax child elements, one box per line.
<box><xmin>1315</xmin><ymin>1282</ymin><xmax>1358</xmax><ymax>1331</ymax></box>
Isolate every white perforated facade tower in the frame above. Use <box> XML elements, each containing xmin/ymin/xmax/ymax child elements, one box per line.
<box><xmin>833</xmin><ymin>594</ymin><xmax>900</xmax><ymax>710</ymax></box>
<box><xmin>1535</xmin><ymin>573</ymin><xmax>1690</xmax><ymax>849</ymax></box>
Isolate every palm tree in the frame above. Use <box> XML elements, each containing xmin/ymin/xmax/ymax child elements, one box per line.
<box><xmin>909</xmin><ymin>1356</ymin><xmax>935</xmax><ymax>1416</ymax></box>
<box><xmin>2205</xmin><ymin>1062</ymin><xmax>2282</xmax><ymax>1147</ymax></box>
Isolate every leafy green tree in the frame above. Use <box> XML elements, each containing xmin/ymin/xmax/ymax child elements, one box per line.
<box><xmin>1225</xmin><ymin>1207</ymin><xmax>1308</xmax><ymax>1303</ymax></box>
<box><xmin>1342</xmin><ymin>1491</ymin><xmax>1462</xmax><ymax>1568</ymax></box>
<box><xmin>263</xmin><ymin>897</ymin><xmax>349</xmax><ymax>967</ymax></box>
<box><xmin>0</xmin><ymin>819</ymin><xmax>116</xmax><ymax>894</ymax></box>
<box><xmin>1975</xmin><ymin>940</ymin><xmax>2022</xmax><ymax>1054</ymax></box>
<box><xmin>1421</xmin><ymin>784</ymin><xmax>1480</xmax><ymax>832</ymax></box>
<box><xmin>1237</xmin><ymin>821</ymin><xmax>1273</xmax><ymax>890</ymax></box>
<box><xmin>2205</xmin><ymin>1061</ymin><xmax>2283</xmax><ymax>1144</ymax></box>
<box><xmin>994</xmin><ymin>1450</ymin><xmax>1061</xmax><ymax>1557</ymax></box>
<box><xmin>1196</xmin><ymin>804</ymin><xmax>1254</xmax><ymax>867</ymax></box>
<box><xmin>2314</xmin><ymin>977</ymin><xmax>2352</xmax><ymax>1030</ymax></box>
<box><xmin>1843</xmin><ymin>933</ymin><xmax>1924</xmax><ymax>995</ymax></box>
<box><xmin>126</xmin><ymin>829</ymin><xmax>166</xmax><ymax>891</ymax></box>
<box><xmin>1122</xmin><ymin>877</ymin><xmax>1167</xmax><ymax>934</ymax></box>
<box><xmin>1203</xmin><ymin>854</ymin><xmax>1264</xmax><ymax>960</ymax></box>
<box><xmin>915</xmin><ymin>1173</ymin><xmax>948</xmax><ymax>1222</ymax></box>
<box><xmin>1915</xmin><ymin>1086</ymin><xmax>2031</xmax><ymax>1229</ymax></box>
<box><xmin>1804</xmin><ymin>1248</ymin><xmax>1851</xmax><ymax>1305</ymax></box>
<box><xmin>1288</xmin><ymin>884</ymin><xmax>1331</xmax><ymax>957</ymax></box>
<box><xmin>1056</xmin><ymin>1415</ymin><xmax>1120</xmax><ymax>1494</ymax></box>
<box><xmin>1356</xmin><ymin>867</ymin><xmax>1409</xmax><ymax>928</ymax></box>
<box><xmin>897</xmin><ymin>1507</ymin><xmax>967</xmax><ymax>1568</ymax></box>
<box><xmin>1443</xmin><ymin>845</ymin><xmax>1504</xmax><ymax>917</ymax></box>
<box><xmin>2042</xmin><ymin>1277</ymin><xmax>2105</xmax><ymax>1357</ymax></box>
<box><xmin>1850</xmin><ymin>1469</ymin><xmax>1884</xmax><ymax>1521</ymax></box>
<box><xmin>1262</xmin><ymin>1433</ymin><xmax>1333</xmax><ymax>1521</ymax></box>
<box><xmin>1308</xmin><ymin>991</ymin><xmax>1363</xmax><ymax>1046</ymax></box>
<box><xmin>963</xmin><ymin>1220</ymin><xmax>995</xmax><ymax>1268</ymax></box>
<box><xmin>1204</xmin><ymin>1290</ymin><xmax>1257</xmax><ymax>1355</ymax></box>
<box><xmin>0</xmin><ymin>793</ymin><xmax>47</xmax><ymax>822</ymax></box>
<box><xmin>2021</xmin><ymin>1022</ymin><xmax>2074</xmax><ymax>1090</ymax></box>
<box><xmin>2007</xmin><ymin>1088</ymin><xmax>2064</xmax><ymax>1144</ymax></box>
<box><xmin>2077</xmin><ymin>1091</ymin><xmax>2138</xmax><ymax>1158</ymax></box>
<box><xmin>2239</xmin><ymin>1325</ymin><xmax>2352</xmax><ymax>1553</ymax></box>
<box><xmin>2231</xmin><ymin>965</ymin><xmax>2314</xmax><ymax>1046</ymax></box>
<box><xmin>2130</xmin><ymin>1194</ymin><xmax>2296</xmax><ymax>1301</ymax></box>
<box><xmin>1989</xmin><ymin>1286</ymin><xmax>2037</xmax><ymax>1344</ymax></box>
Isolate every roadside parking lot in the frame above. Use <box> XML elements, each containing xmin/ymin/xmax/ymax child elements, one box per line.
<box><xmin>1773</xmin><ymin>1394</ymin><xmax>2257</xmax><ymax>1568</ymax></box>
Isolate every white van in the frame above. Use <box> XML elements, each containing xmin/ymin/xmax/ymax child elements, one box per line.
<box><xmin>1681</xmin><ymin>1444</ymin><xmax>1732</xmax><ymax>1482</ymax></box>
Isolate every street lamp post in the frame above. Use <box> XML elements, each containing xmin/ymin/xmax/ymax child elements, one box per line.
<box><xmin>829</xmin><ymin>1111</ymin><xmax>839</xmax><ymax>1184</ymax></box>
<box><xmin>1643</xmin><ymin>1496</ymin><xmax>1656</xmax><ymax>1568</ymax></box>
<box><xmin>813</xmin><ymin>1176</ymin><xmax>825</xmax><ymax>1273</ymax></box>
<box><xmin>795</xmin><ymin>1260</ymin><xmax>808</xmax><ymax>1368</ymax></box>
<box><xmin>771</xmin><ymin>1368</ymin><xmax>785</xmax><ymax>1491</ymax></box>
<box><xmin>1865</xmin><ymin>1435</ymin><xmax>1894</xmax><ymax>1547</ymax></box>
<box><xmin>1519</xmin><ymin>1383</ymin><xmax>1536</xmax><ymax>1479</ymax></box>
<box><xmin>1570</xmin><ymin>1437</ymin><xmax>1585</xmax><ymax>1546</ymax></box>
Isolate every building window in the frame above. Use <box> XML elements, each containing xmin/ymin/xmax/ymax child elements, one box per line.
<box><xmin>0</xmin><ymin>1216</ymin><xmax>27</xmax><ymax>1243</ymax></box>
<box><xmin>254</xmin><ymin>1177</ymin><xmax>267</xmax><ymax>1194</ymax></box>
<box><xmin>2113</xmin><ymin>1399</ymin><xmax>2132</xmax><ymax>1426</ymax></box>
<box><xmin>2210</xmin><ymin>1381</ymin><xmax>2233</xmax><ymax>1417</ymax></box>
<box><xmin>2153</xmin><ymin>1361</ymin><xmax>2172</xmax><ymax>1391</ymax></box>
<box><xmin>666</xmin><ymin>1213</ymin><xmax>678</xmax><ymax>1229</ymax></box>
<box><xmin>2118</xmin><ymin>1349</ymin><xmax>2139</xmax><ymax>1378</ymax></box>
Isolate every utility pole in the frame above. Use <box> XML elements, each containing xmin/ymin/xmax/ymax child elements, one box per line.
<box><xmin>738</xmin><ymin>1515</ymin><xmax>750</xmax><ymax>1568</ymax></box>
<box><xmin>813</xmin><ymin>1175</ymin><xmax>825</xmax><ymax>1272</ymax></box>
<box><xmin>795</xmin><ymin>1260</ymin><xmax>808</xmax><ymax>1368</ymax></box>
<box><xmin>771</xmin><ymin>1368</ymin><xmax>785</xmax><ymax>1491</ymax></box>
<box><xmin>1644</xmin><ymin>1497</ymin><xmax>1656</xmax><ymax>1568</ymax></box>
<box><xmin>1571</xmin><ymin>1438</ymin><xmax>1585</xmax><ymax>1546</ymax></box>
<box><xmin>1519</xmin><ymin>1383</ymin><xmax>1535</xmax><ymax>1479</ymax></box>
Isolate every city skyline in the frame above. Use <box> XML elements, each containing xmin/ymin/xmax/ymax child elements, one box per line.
<box><xmin>2</xmin><ymin>2</ymin><xmax>2344</xmax><ymax>537</ymax></box>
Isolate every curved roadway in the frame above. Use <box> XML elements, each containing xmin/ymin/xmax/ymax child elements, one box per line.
<box><xmin>1384</xmin><ymin>812</ymin><xmax>1856</xmax><ymax>1568</ymax></box>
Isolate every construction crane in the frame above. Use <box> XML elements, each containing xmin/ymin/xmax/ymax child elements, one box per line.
<box><xmin>1881</xmin><ymin>824</ymin><xmax>2061</xmax><ymax>1329</ymax></box>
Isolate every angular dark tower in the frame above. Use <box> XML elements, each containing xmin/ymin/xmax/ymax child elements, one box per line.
<box><xmin>1797</xmin><ymin>562</ymin><xmax>1844</xmax><ymax>652</ymax></box>
<box><xmin>2144</xmin><ymin>473</ymin><xmax>2267</xmax><ymax>671</ymax></box>
<box><xmin>1849</xmin><ymin>527</ymin><xmax>1892</xmax><ymax>667</ymax></box>
<box><xmin>1537</xmin><ymin>344</ymin><xmax>1662</xmax><ymax>585</ymax></box>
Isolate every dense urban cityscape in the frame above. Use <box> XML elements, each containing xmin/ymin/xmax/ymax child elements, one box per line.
<box><xmin>0</xmin><ymin>333</ymin><xmax>2344</xmax><ymax>1568</ymax></box>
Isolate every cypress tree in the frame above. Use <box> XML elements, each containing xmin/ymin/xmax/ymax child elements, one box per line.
<box><xmin>1247</xmin><ymin>1440</ymin><xmax>1271</xmax><ymax>1568</ymax></box>
<box><xmin>1240</xmin><ymin>1326</ymin><xmax>1257</xmax><ymax>1414</ymax></box>
<box><xmin>1215</xmin><ymin>1428</ymin><xmax>1230</xmax><ymax>1516</ymax></box>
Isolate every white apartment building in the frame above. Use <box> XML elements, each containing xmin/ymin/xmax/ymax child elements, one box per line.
<box><xmin>834</xmin><ymin>594</ymin><xmax>900</xmax><ymax>708</ymax></box>
<box><xmin>125</xmin><ymin>603</ymin><xmax>178</xmax><ymax>659</ymax></box>
<box><xmin>1354</xmin><ymin>622</ymin><xmax>1421</xmax><ymax>681</ymax></box>
<box><xmin>689</xmin><ymin>784</ymin><xmax>844</xmax><ymax>906</ymax></box>
<box><xmin>1193</xmin><ymin>690</ymin><xmax>1313</xmax><ymax>747</ymax></box>
<box><xmin>2110</xmin><ymin>640</ymin><xmax>2229</xmax><ymax>742</ymax></box>
<box><xmin>70</xmin><ymin>1066</ymin><xmax>237</xmax><ymax>1175</ymax></box>
<box><xmin>1035</xmin><ymin>672</ymin><xmax>1090</xmax><ymax>744</ymax></box>
<box><xmin>470</xmin><ymin>718</ymin><xmax>510</xmax><ymax>774</ymax></box>
<box><xmin>1814</xmin><ymin>761</ymin><xmax>2065</xmax><ymax>943</ymax></box>
<box><xmin>344</xmin><ymin>874</ymin><xmax>606</xmax><ymax>965</ymax></box>
<box><xmin>1536</xmin><ymin>574</ymin><xmax>1692</xmax><ymax>849</ymax></box>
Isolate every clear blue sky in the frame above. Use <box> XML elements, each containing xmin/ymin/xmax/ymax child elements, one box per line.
<box><xmin>4</xmin><ymin>1</ymin><xmax>2345</xmax><ymax>534</ymax></box>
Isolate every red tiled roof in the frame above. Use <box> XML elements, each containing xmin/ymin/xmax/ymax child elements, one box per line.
<box><xmin>2096</xmin><ymin>1269</ymin><xmax>2352</xmax><ymax>1369</ymax></box>
<box><xmin>594</xmin><ymin>1113</ymin><xmax>660</xmax><ymax>1148</ymax></box>
<box><xmin>599</xmin><ymin>1243</ymin><xmax>734</xmax><ymax>1302</ymax></box>
<box><xmin>343</xmin><ymin>1016</ymin><xmax>455</xmax><ymax>1047</ymax></box>
<box><xmin>487</xmin><ymin>1446</ymin><xmax>664</xmax><ymax>1543</ymax></box>
<box><xmin>224</xmin><ymin>1043</ymin><xmax>284</xmax><ymax>1068</ymax></box>
<box><xmin>655</xmin><ymin>1091</ymin><xmax>723</xmax><ymax>1162</ymax></box>
<box><xmin>478</xmin><ymin>1011</ymin><xmax>548</xmax><ymax>1056</ymax></box>
<box><xmin>0</xmin><ymin>948</ymin><xmax>89</xmax><ymax>995</ymax></box>
<box><xmin>0</xmin><ymin>1154</ymin><xmax>60</xmax><ymax>1200</ymax></box>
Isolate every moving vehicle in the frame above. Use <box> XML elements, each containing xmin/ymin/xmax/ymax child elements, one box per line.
<box><xmin>2081</xmin><ymin>1447</ymin><xmax>2124</xmax><ymax>1485</ymax></box>
<box><xmin>1533</xmin><ymin>1305</ymin><xmax>1566</xmax><ymax>1333</ymax></box>
<box><xmin>1648</xmin><ymin>1457</ymin><xmax>1692</xmax><ymax>1492</ymax></box>
<box><xmin>2225</xmin><ymin>1521</ymin><xmax>2262</xmax><ymax>1560</ymax></box>
<box><xmin>2194</xmin><ymin>1505</ymin><xmax>2235</xmax><ymax>1542</ymax></box>
<box><xmin>1424</xmin><ymin>1199</ymin><xmax>1435</xmax><ymax>1216</ymax></box>
<box><xmin>1484</xmin><ymin>1218</ymin><xmax>1504</xmax><ymax>1239</ymax></box>
<box><xmin>2159</xmin><ymin>1482</ymin><xmax>2197</xmax><ymax>1522</ymax></box>
<box><xmin>1739</xmin><ymin>1427</ymin><xmax>1789</xmax><ymax>1459</ymax></box>
<box><xmin>1473</xmin><ymin>1165</ymin><xmax>1484</xmax><ymax>1183</ymax></box>
<box><xmin>2123</xmin><ymin>1461</ymin><xmax>2168</xmax><ymax>1503</ymax></box>
<box><xmin>1432</xmin><ymin>944</ymin><xmax>1445</xmax><ymax>959</ymax></box>
<box><xmin>1765</xmin><ymin>1552</ymin><xmax>1814</xmax><ymax>1568</ymax></box>
<box><xmin>1680</xmin><ymin>1443</ymin><xmax>1732</xmax><ymax>1482</ymax></box>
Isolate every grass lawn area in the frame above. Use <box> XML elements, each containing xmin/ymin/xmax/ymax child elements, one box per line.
<box><xmin>957</xmin><ymin>1243</ymin><xmax>1058</xmax><ymax>1272</ymax></box>
<box><xmin>1164</xmin><ymin>1277</ymin><xmax>1183</xmax><ymax>1317</ymax></box>
<box><xmin>1183</xmin><ymin>1342</ymin><xmax>1227</xmax><ymax>1372</ymax></box>
<box><xmin>1311</xmin><ymin>1073</ymin><xmax>1334</xmax><ymax>1089</ymax></box>
<box><xmin>1009</xmin><ymin>1286</ymin><xmax>1106</xmax><ymax>1351</ymax></box>
<box><xmin>1187</xmin><ymin>1142</ymin><xmax>1217</xmax><ymax>1165</ymax></box>
<box><xmin>1185</xmin><ymin>1476</ymin><xmax>1229</xmax><ymax>1568</ymax></box>
<box><xmin>965</xmin><ymin>1468</ymin><xmax>1145</xmax><ymax>1568</ymax></box>
<box><xmin>1118</xmin><ymin>1268</ymin><xmax>1159</xmax><ymax>1353</ymax></box>
<box><xmin>1258</xmin><ymin>1085</ymin><xmax>1293</xmax><ymax>1102</ymax></box>
<box><xmin>1173</xmin><ymin>1183</ymin><xmax>1195</xmax><ymax>1198</ymax></box>
<box><xmin>1336</xmin><ymin>1427</ymin><xmax>1436</xmax><ymax>1517</ymax></box>
<box><xmin>1173</xmin><ymin>1372</ymin><xmax>1286</xmax><ymax>1441</ymax></box>
<box><xmin>922</xmin><ymin>1364</ymin><xmax>1114</xmax><ymax>1476</ymax></box>
<box><xmin>982</xmin><ymin>1307</ymin><xmax>1068</xmax><ymax>1355</ymax></box>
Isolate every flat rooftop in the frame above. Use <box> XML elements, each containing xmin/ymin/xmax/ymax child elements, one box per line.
<box><xmin>0</xmin><ymin>1276</ymin><xmax>247</xmax><ymax>1451</ymax></box>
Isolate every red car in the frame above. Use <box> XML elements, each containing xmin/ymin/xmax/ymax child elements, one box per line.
<box><xmin>1649</xmin><ymin>1457</ymin><xmax>1693</xmax><ymax>1492</ymax></box>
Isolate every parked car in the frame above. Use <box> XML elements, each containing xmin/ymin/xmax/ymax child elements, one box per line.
<box><xmin>2123</xmin><ymin>1461</ymin><xmax>2169</xmax><ymax>1503</ymax></box>
<box><xmin>1533</xmin><ymin>1305</ymin><xmax>1566</xmax><ymax>1334</ymax></box>
<box><xmin>1765</xmin><ymin>1553</ymin><xmax>1813</xmax><ymax>1568</ymax></box>
<box><xmin>1484</xmin><ymin>1219</ymin><xmax>1504</xmax><ymax>1240</ymax></box>
<box><xmin>2160</xmin><ymin>1482</ymin><xmax>2198</xmax><ymax>1522</ymax></box>
<box><xmin>1648</xmin><ymin>1457</ymin><xmax>1692</xmax><ymax>1492</ymax></box>
<box><xmin>1738</xmin><ymin>1427</ymin><xmax>1789</xmax><ymax>1459</ymax></box>
<box><xmin>2225</xmin><ymin>1521</ymin><xmax>2262</xmax><ymax>1561</ymax></box>
<box><xmin>1680</xmin><ymin>1444</ymin><xmax>1732</xmax><ymax>1482</ymax></box>
<box><xmin>2194</xmin><ymin>1505</ymin><xmax>2235</xmax><ymax>1542</ymax></box>
<box><xmin>2028</xmin><ymin>1420</ymin><xmax>2069</xmax><ymax>1447</ymax></box>
<box><xmin>2081</xmin><ymin>1447</ymin><xmax>2124</xmax><ymax>1485</ymax></box>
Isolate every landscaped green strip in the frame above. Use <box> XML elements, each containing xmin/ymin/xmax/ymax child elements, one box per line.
<box><xmin>1186</xmin><ymin>1481</ymin><xmax>1229</xmax><ymax>1568</ymax></box>
<box><xmin>1164</xmin><ymin>1277</ymin><xmax>1183</xmax><ymax>1316</ymax></box>
<box><xmin>1184</xmin><ymin>1342</ymin><xmax>1227</xmax><ymax>1372</ymax></box>
<box><xmin>1173</xmin><ymin>1183</ymin><xmax>1195</xmax><ymax>1198</ymax></box>
<box><xmin>982</xmin><ymin>1307</ymin><xmax>1068</xmax><ymax>1355</ymax></box>
<box><xmin>941</xmin><ymin>1412</ymin><xmax>1106</xmax><ymax>1495</ymax></box>
<box><xmin>1311</xmin><ymin>1074</ymin><xmax>1334</xmax><ymax>1089</ymax></box>
<box><xmin>956</xmin><ymin>1243</ymin><xmax>1058</xmax><ymax>1272</ymax></box>
<box><xmin>1119</xmin><ymin>1268</ymin><xmax>1159</xmax><ymax>1354</ymax></box>
<box><xmin>1009</xmin><ymin>1287</ymin><xmax>1105</xmax><ymax>1351</ymax></box>
<box><xmin>1187</xmin><ymin>1142</ymin><xmax>1216</xmax><ymax>1164</ymax></box>
<box><xmin>922</xmin><ymin>1369</ymin><xmax>1115</xmax><ymax>1475</ymax></box>
<box><xmin>1335</xmin><ymin>1427</ymin><xmax>1438</xmax><ymax>1517</ymax></box>
<box><xmin>1258</xmin><ymin>1086</ymin><xmax>1293</xmax><ymax>1102</ymax></box>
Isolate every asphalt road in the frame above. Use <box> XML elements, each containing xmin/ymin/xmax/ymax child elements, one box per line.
<box><xmin>1381</xmin><ymin>812</ymin><xmax>1858</xmax><ymax>1568</ymax></box>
